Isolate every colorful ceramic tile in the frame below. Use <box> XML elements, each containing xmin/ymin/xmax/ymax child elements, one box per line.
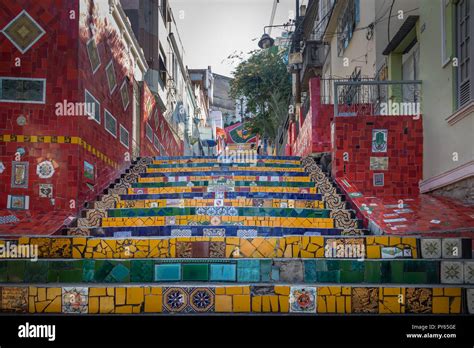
<box><xmin>440</xmin><ymin>261</ymin><xmax>464</xmax><ymax>284</ymax></box>
<box><xmin>373</xmin><ymin>173</ymin><xmax>384</xmax><ymax>187</ymax></box>
<box><xmin>381</xmin><ymin>247</ymin><xmax>403</xmax><ymax>259</ymax></box>
<box><xmin>182</xmin><ymin>264</ymin><xmax>209</xmax><ymax>281</ymax></box>
<box><xmin>11</xmin><ymin>161</ymin><xmax>28</xmax><ymax>188</ymax></box>
<box><xmin>464</xmin><ymin>261</ymin><xmax>474</xmax><ymax>284</ymax></box>
<box><xmin>84</xmin><ymin>161</ymin><xmax>94</xmax><ymax>181</ymax></box>
<box><xmin>62</xmin><ymin>287</ymin><xmax>88</xmax><ymax>314</ymax></box>
<box><xmin>189</xmin><ymin>287</ymin><xmax>215</xmax><ymax>312</ymax></box>
<box><xmin>372</xmin><ymin>129</ymin><xmax>387</xmax><ymax>152</ymax></box>
<box><xmin>39</xmin><ymin>184</ymin><xmax>53</xmax><ymax>198</ymax></box>
<box><xmin>351</xmin><ymin>287</ymin><xmax>379</xmax><ymax>313</ymax></box>
<box><xmin>441</xmin><ymin>238</ymin><xmax>462</xmax><ymax>259</ymax></box>
<box><xmin>1</xmin><ymin>287</ymin><xmax>28</xmax><ymax>313</ymax></box>
<box><xmin>406</xmin><ymin>288</ymin><xmax>432</xmax><ymax>314</ymax></box>
<box><xmin>370</xmin><ymin>157</ymin><xmax>389</xmax><ymax>170</ymax></box>
<box><xmin>163</xmin><ymin>287</ymin><xmax>188</xmax><ymax>313</ymax></box>
<box><xmin>237</xmin><ymin>229</ymin><xmax>258</xmax><ymax>238</ymax></box>
<box><xmin>420</xmin><ymin>239</ymin><xmax>442</xmax><ymax>259</ymax></box>
<box><xmin>203</xmin><ymin>228</ymin><xmax>225</xmax><ymax>237</ymax></box>
<box><xmin>210</xmin><ymin>264</ymin><xmax>236</xmax><ymax>281</ymax></box>
<box><xmin>155</xmin><ymin>264</ymin><xmax>181</xmax><ymax>281</ymax></box>
<box><xmin>290</xmin><ymin>286</ymin><xmax>316</xmax><ymax>313</ymax></box>
<box><xmin>36</xmin><ymin>160</ymin><xmax>54</xmax><ymax>179</ymax></box>
<box><xmin>170</xmin><ymin>229</ymin><xmax>192</xmax><ymax>237</ymax></box>
<box><xmin>7</xmin><ymin>195</ymin><xmax>29</xmax><ymax>210</ymax></box>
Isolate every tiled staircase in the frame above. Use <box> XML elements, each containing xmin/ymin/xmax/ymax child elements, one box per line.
<box><xmin>0</xmin><ymin>156</ymin><xmax>472</xmax><ymax>314</ymax></box>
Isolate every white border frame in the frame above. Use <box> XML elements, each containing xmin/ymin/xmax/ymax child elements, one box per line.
<box><xmin>1</xmin><ymin>10</ymin><xmax>46</xmax><ymax>54</ymax></box>
<box><xmin>0</xmin><ymin>76</ymin><xmax>46</xmax><ymax>104</ymax></box>
<box><xmin>146</xmin><ymin>122</ymin><xmax>153</xmax><ymax>142</ymax></box>
<box><xmin>104</xmin><ymin>109</ymin><xmax>117</xmax><ymax>138</ymax></box>
<box><xmin>84</xmin><ymin>89</ymin><xmax>101</xmax><ymax>124</ymax></box>
<box><xmin>105</xmin><ymin>60</ymin><xmax>117</xmax><ymax>94</ymax></box>
<box><xmin>119</xmin><ymin>124</ymin><xmax>130</xmax><ymax>149</ymax></box>
<box><xmin>120</xmin><ymin>79</ymin><xmax>130</xmax><ymax>110</ymax></box>
<box><xmin>86</xmin><ymin>37</ymin><xmax>101</xmax><ymax>75</ymax></box>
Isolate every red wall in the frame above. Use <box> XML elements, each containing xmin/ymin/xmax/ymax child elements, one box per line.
<box><xmin>0</xmin><ymin>0</ymin><xmax>179</xmax><ymax>226</ymax></box>
<box><xmin>291</xmin><ymin>77</ymin><xmax>333</xmax><ymax>157</ymax></box>
<box><xmin>0</xmin><ymin>0</ymin><xmax>80</xmax><ymax>212</ymax></box>
<box><xmin>331</xmin><ymin>115</ymin><xmax>423</xmax><ymax>196</ymax></box>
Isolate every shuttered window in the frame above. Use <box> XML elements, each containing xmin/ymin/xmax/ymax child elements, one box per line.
<box><xmin>457</xmin><ymin>0</ymin><xmax>473</xmax><ymax>108</ymax></box>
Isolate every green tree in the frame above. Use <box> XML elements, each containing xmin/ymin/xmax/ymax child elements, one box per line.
<box><xmin>230</xmin><ymin>48</ymin><xmax>291</xmax><ymax>141</ymax></box>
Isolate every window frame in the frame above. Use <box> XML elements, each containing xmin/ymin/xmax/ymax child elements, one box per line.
<box><xmin>119</xmin><ymin>124</ymin><xmax>130</xmax><ymax>149</ymax></box>
<box><xmin>146</xmin><ymin>122</ymin><xmax>153</xmax><ymax>142</ymax></box>
<box><xmin>104</xmin><ymin>109</ymin><xmax>117</xmax><ymax>138</ymax></box>
<box><xmin>84</xmin><ymin>89</ymin><xmax>101</xmax><ymax>124</ymax></box>
<box><xmin>86</xmin><ymin>37</ymin><xmax>101</xmax><ymax>75</ymax></box>
<box><xmin>0</xmin><ymin>77</ymin><xmax>46</xmax><ymax>104</ymax></box>
<box><xmin>105</xmin><ymin>60</ymin><xmax>117</xmax><ymax>94</ymax></box>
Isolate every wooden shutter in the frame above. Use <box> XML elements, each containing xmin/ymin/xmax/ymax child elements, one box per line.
<box><xmin>457</xmin><ymin>0</ymin><xmax>473</xmax><ymax>108</ymax></box>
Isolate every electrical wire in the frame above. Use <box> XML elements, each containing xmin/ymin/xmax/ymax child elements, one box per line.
<box><xmin>388</xmin><ymin>0</ymin><xmax>395</xmax><ymax>42</ymax></box>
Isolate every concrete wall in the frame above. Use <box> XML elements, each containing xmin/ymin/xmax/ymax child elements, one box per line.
<box><xmin>418</xmin><ymin>0</ymin><xmax>474</xmax><ymax>197</ymax></box>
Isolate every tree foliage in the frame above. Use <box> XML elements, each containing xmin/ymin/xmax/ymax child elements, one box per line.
<box><xmin>230</xmin><ymin>48</ymin><xmax>291</xmax><ymax>141</ymax></box>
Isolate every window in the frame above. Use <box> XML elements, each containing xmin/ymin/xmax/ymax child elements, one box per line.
<box><xmin>337</xmin><ymin>0</ymin><xmax>360</xmax><ymax>56</ymax></box>
<box><xmin>146</xmin><ymin>122</ymin><xmax>153</xmax><ymax>141</ymax></box>
<box><xmin>104</xmin><ymin>110</ymin><xmax>117</xmax><ymax>137</ymax></box>
<box><xmin>160</xmin><ymin>0</ymin><xmax>168</xmax><ymax>22</ymax></box>
<box><xmin>84</xmin><ymin>89</ymin><xmax>100</xmax><ymax>124</ymax></box>
<box><xmin>153</xmin><ymin>133</ymin><xmax>160</xmax><ymax>152</ymax></box>
<box><xmin>120</xmin><ymin>80</ymin><xmax>130</xmax><ymax>110</ymax></box>
<box><xmin>86</xmin><ymin>37</ymin><xmax>101</xmax><ymax>74</ymax></box>
<box><xmin>441</xmin><ymin>0</ymin><xmax>451</xmax><ymax>66</ymax></box>
<box><xmin>105</xmin><ymin>60</ymin><xmax>117</xmax><ymax>94</ymax></box>
<box><xmin>456</xmin><ymin>0</ymin><xmax>473</xmax><ymax>108</ymax></box>
<box><xmin>119</xmin><ymin>124</ymin><xmax>129</xmax><ymax>148</ymax></box>
<box><xmin>159</xmin><ymin>45</ymin><xmax>167</xmax><ymax>84</ymax></box>
<box><xmin>0</xmin><ymin>77</ymin><xmax>45</xmax><ymax>103</ymax></box>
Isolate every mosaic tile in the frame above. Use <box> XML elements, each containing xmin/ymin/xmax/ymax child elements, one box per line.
<box><xmin>189</xmin><ymin>287</ymin><xmax>215</xmax><ymax>313</ymax></box>
<box><xmin>351</xmin><ymin>287</ymin><xmax>379</xmax><ymax>313</ymax></box>
<box><xmin>289</xmin><ymin>287</ymin><xmax>316</xmax><ymax>313</ymax></box>
<box><xmin>464</xmin><ymin>261</ymin><xmax>474</xmax><ymax>284</ymax></box>
<box><xmin>420</xmin><ymin>239</ymin><xmax>442</xmax><ymax>259</ymax></box>
<box><xmin>467</xmin><ymin>289</ymin><xmax>474</xmax><ymax>314</ymax></box>
<box><xmin>236</xmin><ymin>229</ymin><xmax>258</xmax><ymax>238</ymax></box>
<box><xmin>171</xmin><ymin>229</ymin><xmax>192</xmax><ymax>237</ymax></box>
<box><xmin>62</xmin><ymin>287</ymin><xmax>88</xmax><ymax>314</ymax></box>
<box><xmin>162</xmin><ymin>287</ymin><xmax>188</xmax><ymax>313</ymax></box>
<box><xmin>1</xmin><ymin>287</ymin><xmax>28</xmax><ymax>313</ymax></box>
<box><xmin>406</xmin><ymin>288</ymin><xmax>432</xmax><ymax>314</ymax></box>
<box><xmin>182</xmin><ymin>264</ymin><xmax>209</xmax><ymax>281</ymax></box>
<box><xmin>440</xmin><ymin>261</ymin><xmax>463</xmax><ymax>284</ymax></box>
<box><xmin>155</xmin><ymin>264</ymin><xmax>181</xmax><ymax>281</ymax></box>
<box><xmin>441</xmin><ymin>238</ymin><xmax>462</xmax><ymax>259</ymax></box>
<box><xmin>203</xmin><ymin>228</ymin><xmax>225</xmax><ymax>237</ymax></box>
<box><xmin>210</xmin><ymin>264</ymin><xmax>236</xmax><ymax>281</ymax></box>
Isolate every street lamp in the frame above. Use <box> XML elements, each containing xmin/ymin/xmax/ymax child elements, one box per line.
<box><xmin>258</xmin><ymin>33</ymin><xmax>275</xmax><ymax>49</ymax></box>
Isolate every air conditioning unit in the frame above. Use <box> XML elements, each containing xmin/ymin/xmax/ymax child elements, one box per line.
<box><xmin>303</xmin><ymin>40</ymin><xmax>324</xmax><ymax>69</ymax></box>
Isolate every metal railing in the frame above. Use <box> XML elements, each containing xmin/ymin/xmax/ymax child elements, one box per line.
<box><xmin>333</xmin><ymin>80</ymin><xmax>422</xmax><ymax>117</ymax></box>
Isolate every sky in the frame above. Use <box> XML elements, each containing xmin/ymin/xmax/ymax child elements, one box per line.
<box><xmin>169</xmin><ymin>0</ymin><xmax>308</xmax><ymax>77</ymax></box>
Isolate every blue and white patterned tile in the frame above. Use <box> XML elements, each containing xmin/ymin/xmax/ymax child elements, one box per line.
<box><xmin>171</xmin><ymin>229</ymin><xmax>192</xmax><ymax>237</ymax></box>
<box><xmin>237</xmin><ymin>229</ymin><xmax>258</xmax><ymax>238</ymax></box>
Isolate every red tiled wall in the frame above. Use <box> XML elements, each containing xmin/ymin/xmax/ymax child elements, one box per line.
<box><xmin>0</xmin><ymin>0</ymin><xmax>80</xmax><ymax>212</ymax></box>
<box><xmin>140</xmin><ymin>82</ymin><xmax>160</xmax><ymax>157</ymax></box>
<box><xmin>331</xmin><ymin>115</ymin><xmax>423</xmax><ymax>196</ymax></box>
<box><xmin>291</xmin><ymin>77</ymin><xmax>333</xmax><ymax>156</ymax></box>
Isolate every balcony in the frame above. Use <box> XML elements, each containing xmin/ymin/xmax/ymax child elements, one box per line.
<box><xmin>300</xmin><ymin>40</ymin><xmax>325</xmax><ymax>91</ymax></box>
<box><xmin>332</xmin><ymin>80</ymin><xmax>422</xmax><ymax>117</ymax></box>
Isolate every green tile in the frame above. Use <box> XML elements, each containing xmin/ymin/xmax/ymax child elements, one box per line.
<box><xmin>25</xmin><ymin>261</ymin><xmax>49</xmax><ymax>283</ymax></box>
<box><xmin>182</xmin><ymin>263</ymin><xmax>209</xmax><ymax>281</ymax></box>
<box><xmin>210</xmin><ymin>264</ymin><xmax>236</xmax><ymax>281</ymax></box>
<box><xmin>340</xmin><ymin>270</ymin><xmax>364</xmax><ymax>283</ymax></box>
<box><xmin>403</xmin><ymin>272</ymin><xmax>428</xmax><ymax>284</ymax></box>
<box><xmin>260</xmin><ymin>260</ymin><xmax>272</xmax><ymax>282</ymax></box>
<box><xmin>0</xmin><ymin>262</ymin><xmax>7</xmax><ymax>282</ymax></box>
<box><xmin>7</xmin><ymin>260</ymin><xmax>26</xmax><ymax>282</ymax></box>
<box><xmin>364</xmin><ymin>262</ymin><xmax>382</xmax><ymax>283</ymax></box>
<box><xmin>131</xmin><ymin>260</ymin><xmax>154</xmax><ymax>282</ymax></box>
<box><xmin>390</xmin><ymin>261</ymin><xmax>404</xmax><ymax>283</ymax></box>
<box><xmin>155</xmin><ymin>264</ymin><xmax>181</xmax><ymax>281</ymax></box>
<box><xmin>304</xmin><ymin>260</ymin><xmax>317</xmax><ymax>282</ymax></box>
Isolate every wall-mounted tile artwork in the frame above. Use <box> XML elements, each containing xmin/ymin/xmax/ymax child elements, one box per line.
<box><xmin>440</xmin><ymin>261</ymin><xmax>463</xmax><ymax>284</ymax></box>
<box><xmin>62</xmin><ymin>287</ymin><xmax>88</xmax><ymax>314</ymax></box>
<box><xmin>7</xmin><ymin>195</ymin><xmax>29</xmax><ymax>210</ymax></box>
<box><xmin>420</xmin><ymin>239</ymin><xmax>442</xmax><ymax>259</ymax></box>
<box><xmin>373</xmin><ymin>173</ymin><xmax>384</xmax><ymax>187</ymax></box>
<box><xmin>36</xmin><ymin>160</ymin><xmax>54</xmax><ymax>179</ymax></box>
<box><xmin>290</xmin><ymin>286</ymin><xmax>316</xmax><ymax>313</ymax></box>
<box><xmin>372</xmin><ymin>129</ymin><xmax>388</xmax><ymax>152</ymax></box>
<box><xmin>11</xmin><ymin>161</ymin><xmax>28</xmax><ymax>188</ymax></box>
<box><xmin>441</xmin><ymin>238</ymin><xmax>462</xmax><ymax>259</ymax></box>
<box><xmin>370</xmin><ymin>157</ymin><xmax>389</xmax><ymax>170</ymax></box>
<box><xmin>39</xmin><ymin>184</ymin><xmax>53</xmax><ymax>198</ymax></box>
<box><xmin>84</xmin><ymin>161</ymin><xmax>95</xmax><ymax>181</ymax></box>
